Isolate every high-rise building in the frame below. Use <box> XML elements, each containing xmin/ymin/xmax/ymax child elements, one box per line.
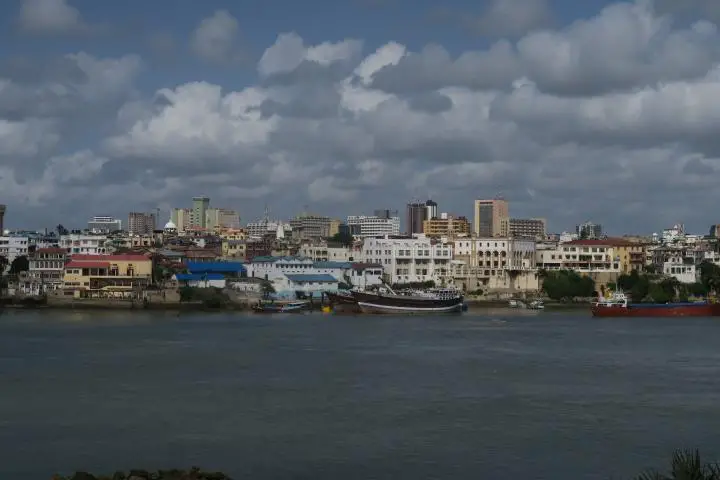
<box><xmin>508</xmin><ymin>218</ymin><xmax>546</xmax><ymax>240</ymax></box>
<box><xmin>191</xmin><ymin>196</ymin><xmax>210</xmax><ymax>228</ymax></box>
<box><xmin>425</xmin><ymin>200</ymin><xmax>438</xmax><ymax>220</ymax></box>
<box><xmin>406</xmin><ymin>201</ymin><xmax>431</xmax><ymax>235</ymax></box>
<box><xmin>206</xmin><ymin>208</ymin><xmax>241</xmax><ymax>230</ymax></box>
<box><xmin>0</xmin><ymin>204</ymin><xmax>5</xmax><ymax>233</ymax></box>
<box><xmin>171</xmin><ymin>208</ymin><xmax>192</xmax><ymax>233</ymax></box>
<box><xmin>576</xmin><ymin>221</ymin><xmax>602</xmax><ymax>239</ymax></box>
<box><xmin>347</xmin><ymin>215</ymin><xmax>401</xmax><ymax>237</ymax></box>
<box><xmin>128</xmin><ymin>212</ymin><xmax>156</xmax><ymax>235</ymax></box>
<box><xmin>290</xmin><ymin>214</ymin><xmax>332</xmax><ymax>240</ymax></box>
<box><xmin>473</xmin><ymin>199</ymin><xmax>509</xmax><ymax>237</ymax></box>
<box><xmin>87</xmin><ymin>216</ymin><xmax>122</xmax><ymax>234</ymax></box>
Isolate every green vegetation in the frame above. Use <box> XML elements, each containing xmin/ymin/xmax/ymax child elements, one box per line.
<box><xmin>540</xmin><ymin>270</ymin><xmax>595</xmax><ymax>301</ymax></box>
<box><xmin>635</xmin><ymin>449</ymin><xmax>720</xmax><ymax>479</ymax></box>
<box><xmin>615</xmin><ymin>266</ymin><xmax>716</xmax><ymax>303</ymax></box>
<box><xmin>52</xmin><ymin>467</ymin><xmax>231</xmax><ymax>479</ymax></box>
<box><xmin>9</xmin><ymin>255</ymin><xmax>29</xmax><ymax>274</ymax></box>
<box><xmin>178</xmin><ymin>286</ymin><xmax>230</xmax><ymax>308</ymax></box>
<box><xmin>328</xmin><ymin>231</ymin><xmax>354</xmax><ymax>246</ymax></box>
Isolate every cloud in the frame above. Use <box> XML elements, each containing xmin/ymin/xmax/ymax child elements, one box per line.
<box><xmin>5</xmin><ymin>1</ymin><xmax>720</xmax><ymax>234</ymax></box>
<box><xmin>190</xmin><ymin>10</ymin><xmax>246</xmax><ymax>64</ymax></box>
<box><xmin>17</xmin><ymin>0</ymin><xmax>98</xmax><ymax>35</ymax></box>
<box><xmin>467</xmin><ymin>0</ymin><xmax>553</xmax><ymax>37</ymax></box>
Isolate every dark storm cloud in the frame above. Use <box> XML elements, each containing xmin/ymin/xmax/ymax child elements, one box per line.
<box><xmin>406</xmin><ymin>92</ymin><xmax>453</xmax><ymax>113</ymax></box>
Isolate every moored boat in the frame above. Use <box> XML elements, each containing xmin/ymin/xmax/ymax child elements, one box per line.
<box><xmin>351</xmin><ymin>286</ymin><xmax>464</xmax><ymax>315</ymax></box>
<box><xmin>591</xmin><ymin>290</ymin><xmax>720</xmax><ymax>317</ymax></box>
<box><xmin>324</xmin><ymin>290</ymin><xmax>358</xmax><ymax>306</ymax></box>
<box><xmin>252</xmin><ymin>300</ymin><xmax>310</xmax><ymax>313</ymax></box>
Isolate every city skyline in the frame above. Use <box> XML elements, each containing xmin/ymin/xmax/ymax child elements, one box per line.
<box><xmin>1</xmin><ymin>0</ymin><xmax>720</xmax><ymax>232</ymax></box>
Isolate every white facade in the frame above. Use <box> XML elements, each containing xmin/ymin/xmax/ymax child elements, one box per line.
<box><xmin>297</xmin><ymin>244</ymin><xmax>358</xmax><ymax>262</ymax></box>
<box><xmin>662</xmin><ymin>224</ymin><xmax>685</xmax><ymax>244</ymax></box>
<box><xmin>0</xmin><ymin>235</ymin><xmax>31</xmax><ymax>267</ymax></box>
<box><xmin>206</xmin><ymin>208</ymin><xmax>241</xmax><ymax>230</ymax></box>
<box><xmin>246</xmin><ymin>220</ymin><xmax>291</xmax><ymax>238</ymax></box>
<box><xmin>346</xmin><ymin>215</ymin><xmax>400</xmax><ymax>238</ymax></box>
<box><xmin>246</xmin><ymin>257</ymin><xmax>352</xmax><ymax>282</ymax></box>
<box><xmin>60</xmin><ymin>234</ymin><xmax>111</xmax><ymax>256</ymax></box>
<box><xmin>360</xmin><ymin>235</ymin><xmax>452</xmax><ymax>284</ymax></box>
<box><xmin>450</xmin><ymin>238</ymin><xmax>538</xmax><ymax>292</ymax></box>
<box><xmin>663</xmin><ymin>257</ymin><xmax>697</xmax><ymax>284</ymax></box>
<box><xmin>536</xmin><ymin>242</ymin><xmax>621</xmax><ymax>274</ymax></box>
<box><xmin>87</xmin><ymin>216</ymin><xmax>122</xmax><ymax>233</ymax></box>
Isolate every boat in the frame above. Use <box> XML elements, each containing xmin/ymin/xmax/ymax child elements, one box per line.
<box><xmin>528</xmin><ymin>300</ymin><xmax>545</xmax><ymax>310</ymax></box>
<box><xmin>351</xmin><ymin>286</ymin><xmax>464</xmax><ymax>314</ymax></box>
<box><xmin>591</xmin><ymin>290</ymin><xmax>720</xmax><ymax>317</ymax></box>
<box><xmin>252</xmin><ymin>300</ymin><xmax>310</xmax><ymax>313</ymax></box>
<box><xmin>324</xmin><ymin>290</ymin><xmax>358</xmax><ymax>306</ymax></box>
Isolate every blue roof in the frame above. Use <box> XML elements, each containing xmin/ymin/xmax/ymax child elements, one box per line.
<box><xmin>285</xmin><ymin>274</ymin><xmax>338</xmax><ymax>283</ymax></box>
<box><xmin>186</xmin><ymin>261</ymin><xmax>245</xmax><ymax>273</ymax></box>
<box><xmin>313</xmin><ymin>261</ymin><xmax>352</xmax><ymax>269</ymax></box>
<box><xmin>176</xmin><ymin>273</ymin><xmax>226</xmax><ymax>281</ymax></box>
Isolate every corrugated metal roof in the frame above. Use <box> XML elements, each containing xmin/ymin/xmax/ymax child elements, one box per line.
<box><xmin>186</xmin><ymin>261</ymin><xmax>245</xmax><ymax>273</ymax></box>
<box><xmin>313</xmin><ymin>261</ymin><xmax>352</xmax><ymax>269</ymax></box>
<box><xmin>285</xmin><ymin>274</ymin><xmax>338</xmax><ymax>283</ymax></box>
<box><xmin>175</xmin><ymin>273</ymin><xmax>226</xmax><ymax>281</ymax></box>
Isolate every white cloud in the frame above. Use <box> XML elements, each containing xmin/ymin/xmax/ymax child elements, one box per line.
<box><xmin>18</xmin><ymin>0</ymin><xmax>95</xmax><ymax>35</ymax></box>
<box><xmin>470</xmin><ymin>0</ymin><xmax>553</xmax><ymax>37</ymax></box>
<box><xmin>5</xmin><ymin>1</ymin><xmax>720</xmax><ymax>232</ymax></box>
<box><xmin>190</xmin><ymin>10</ymin><xmax>244</xmax><ymax>64</ymax></box>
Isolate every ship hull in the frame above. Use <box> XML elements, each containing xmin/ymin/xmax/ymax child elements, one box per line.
<box><xmin>352</xmin><ymin>291</ymin><xmax>464</xmax><ymax>315</ymax></box>
<box><xmin>592</xmin><ymin>302</ymin><xmax>720</xmax><ymax>318</ymax></box>
<box><xmin>325</xmin><ymin>291</ymin><xmax>358</xmax><ymax>306</ymax></box>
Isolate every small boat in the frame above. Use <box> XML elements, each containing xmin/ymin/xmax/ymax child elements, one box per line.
<box><xmin>591</xmin><ymin>290</ymin><xmax>720</xmax><ymax>317</ymax></box>
<box><xmin>252</xmin><ymin>300</ymin><xmax>310</xmax><ymax>313</ymax></box>
<box><xmin>508</xmin><ymin>299</ymin><xmax>527</xmax><ymax>308</ymax></box>
<box><xmin>528</xmin><ymin>300</ymin><xmax>544</xmax><ymax>310</ymax></box>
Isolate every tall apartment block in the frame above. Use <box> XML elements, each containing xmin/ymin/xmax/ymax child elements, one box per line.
<box><xmin>206</xmin><ymin>208</ymin><xmax>241</xmax><ymax>230</ymax></box>
<box><xmin>576</xmin><ymin>221</ymin><xmax>602</xmax><ymax>239</ymax></box>
<box><xmin>0</xmin><ymin>204</ymin><xmax>5</xmax><ymax>233</ymax></box>
<box><xmin>473</xmin><ymin>199</ymin><xmax>509</xmax><ymax>237</ymax></box>
<box><xmin>171</xmin><ymin>208</ymin><xmax>192</xmax><ymax>233</ymax></box>
<box><xmin>87</xmin><ymin>216</ymin><xmax>122</xmax><ymax>233</ymax></box>
<box><xmin>191</xmin><ymin>196</ymin><xmax>210</xmax><ymax>228</ymax></box>
<box><xmin>128</xmin><ymin>212</ymin><xmax>156</xmax><ymax>235</ymax></box>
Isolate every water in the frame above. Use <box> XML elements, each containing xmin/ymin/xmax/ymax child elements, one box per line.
<box><xmin>1</xmin><ymin>309</ymin><xmax>719</xmax><ymax>479</ymax></box>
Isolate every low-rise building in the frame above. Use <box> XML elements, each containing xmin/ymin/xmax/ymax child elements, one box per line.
<box><xmin>663</xmin><ymin>256</ymin><xmax>697</xmax><ymax>284</ymax></box>
<box><xmin>27</xmin><ymin>247</ymin><xmax>67</xmax><ymax>294</ymax></box>
<box><xmin>537</xmin><ymin>239</ymin><xmax>622</xmax><ymax>287</ymax></box>
<box><xmin>346</xmin><ymin>215</ymin><xmax>400</xmax><ymax>238</ymax></box>
<box><xmin>0</xmin><ymin>235</ymin><xmax>31</xmax><ymax>268</ymax></box>
<box><xmin>61</xmin><ymin>254</ymin><xmax>152</xmax><ymax>298</ymax></box>
<box><xmin>360</xmin><ymin>235</ymin><xmax>452</xmax><ymax>285</ymax></box>
<box><xmin>60</xmin><ymin>233</ymin><xmax>111</xmax><ymax>256</ymax></box>
<box><xmin>451</xmin><ymin>238</ymin><xmax>538</xmax><ymax>292</ymax></box>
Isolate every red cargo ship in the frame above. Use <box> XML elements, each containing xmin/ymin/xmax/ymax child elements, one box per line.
<box><xmin>592</xmin><ymin>290</ymin><xmax>720</xmax><ymax>317</ymax></box>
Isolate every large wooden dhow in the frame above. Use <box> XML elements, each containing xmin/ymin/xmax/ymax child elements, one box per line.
<box><xmin>351</xmin><ymin>286</ymin><xmax>464</xmax><ymax>314</ymax></box>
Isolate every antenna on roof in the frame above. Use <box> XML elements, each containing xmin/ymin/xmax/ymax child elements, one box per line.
<box><xmin>263</xmin><ymin>203</ymin><xmax>270</xmax><ymax>223</ymax></box>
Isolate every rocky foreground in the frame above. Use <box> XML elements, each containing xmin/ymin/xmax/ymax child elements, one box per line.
<box><xmin>52</xmin><ymin>468</ymin><xmax>231</xmax><ymax>480</ymax></box>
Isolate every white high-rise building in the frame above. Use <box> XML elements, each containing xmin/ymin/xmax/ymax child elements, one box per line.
<box><xmin>346</xmin><ymin>215</ymin><xmax>400</xmax><ymax>238</ymax></box>
<box><xmin>360</xmin><ymin>235</ymin><xmax>452</xmax><ymax>284</ymax></box>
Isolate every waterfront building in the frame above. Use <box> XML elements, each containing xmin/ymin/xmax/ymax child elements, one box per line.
<box><xmin>174</xmin><ymin>261</ymin><xmax>245</xmax><ymax>288</ymax></box>
<box><xmin>128</xmin><ymin>212</ymin><xmax>156</xmax><ymax>235</ymax></box>
<box><xmin>451</xmin><ymin>237</ymin><xmax>538</xmax><ymax>292</ymax></box>
<box><xmin>536</xmin><ymin>239</ymin><xmax>622</xmax><ymax>287</ymax></box>
<box><xmin>360</xmin><ymin>235</ymin><xmax>452</xmax><ymax>285</ymax></box>
<box><xmin>26</xmin><ymin>247</ymin><xmax>67</xmax><ymax>294</ymax></box>
<box><xmin>60</xmin><ymin>254</ymin><xmax>152</xmax><ymax>298</ymax></box>
<box><xmin>346</xmin><ymin>215</ymin><xmax>400</xmax><ymax>238</ymax></box>
<box><xmin>663</xmin><ymin>256</ymin><xmax>697</xmax><ymax>284</ymax></box>
<box><xmin>0</xmin><ymin>204</ymin><xmax>5</xmax><ymax>233</ymax></box>
<box><xmin>87</xmin><ymin>216</ymin><xmax>122</xmax><ymax>234</ymax></box>
<box><xmin>473</xmin><ymin>199</ymin><xmax>509</xmax><ymax>237</ymax></box>
<box><xmin>272</xmin><ymin>274</ymin><xmax>340</xmax><ymax>299</ymax></box>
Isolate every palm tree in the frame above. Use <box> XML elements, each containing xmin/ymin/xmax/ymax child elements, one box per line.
<box><xmin>636</xmin><ymin>450</ymin><xmax>720</xmax><ymax>479</ymax></box>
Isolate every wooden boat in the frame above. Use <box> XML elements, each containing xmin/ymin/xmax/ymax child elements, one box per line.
<box><xmin>252</xmin><ymin>300</ymin><xmax>310</xmax><ymax>313</ymax></box>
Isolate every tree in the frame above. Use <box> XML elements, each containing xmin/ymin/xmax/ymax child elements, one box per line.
<box><xmin>698</xmin><ymin>261</ymin><xmax>720</xmax><ymax>294</ymax></box>
<box><xmin>635</xmin><ymin>449</ymin><xmax>720</xmax><ymax>480</ymax></box>
<box><xmin>9</xmin><ymin>256</ymin><xmax>29</xmax><ymax>274</ymax></box>
<box><xmin>328</xmin><ymin>231</ymin><xmax>354</xmax><ymax>247</ymax></box>
<box><xmin>541</xmin><ymin>270</ymin><xmax>595</xmax><ymax>300</ymax></box>
<box><xmin>56</xmin><ymin>224</ymin><xmax>69</xmax><ymax>236</ymax></box>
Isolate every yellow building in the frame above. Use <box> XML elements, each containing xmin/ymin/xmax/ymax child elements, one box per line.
<box><xmin>423</xmin><ymin>216</ymin><xmax>471</xmax><ymax>237</ymax></box>
<box><xmin>62</xmin><ymin>254</ymin><xmax>152</xmax><ymax>298</ymax></box>
<box><xmin>606</xmin><ymin>238</ymin><xmax>647</xmax><ymax>274</ymax></box>
<box><xmin>219</xmin><ymin>229</ymin><xmax>247</xmax><ymax>259</ymax></box>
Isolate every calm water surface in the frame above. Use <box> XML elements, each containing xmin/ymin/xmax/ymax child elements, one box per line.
<box><xmin>1</xmin><ymin>309</ymin><xmax>719</xmax><ymax>479</ymax></box>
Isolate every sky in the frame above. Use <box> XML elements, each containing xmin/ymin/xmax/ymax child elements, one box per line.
<box><xmin>2</xmin><ymin>0</ymin><xmax>720</xmax><ymax>235</ymax></box>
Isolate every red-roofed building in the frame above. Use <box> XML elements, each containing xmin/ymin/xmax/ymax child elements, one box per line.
<box><xmin>62</xmin><ymin>253</ymin><xmax>152</xmax><ymax>298</ymax></box>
